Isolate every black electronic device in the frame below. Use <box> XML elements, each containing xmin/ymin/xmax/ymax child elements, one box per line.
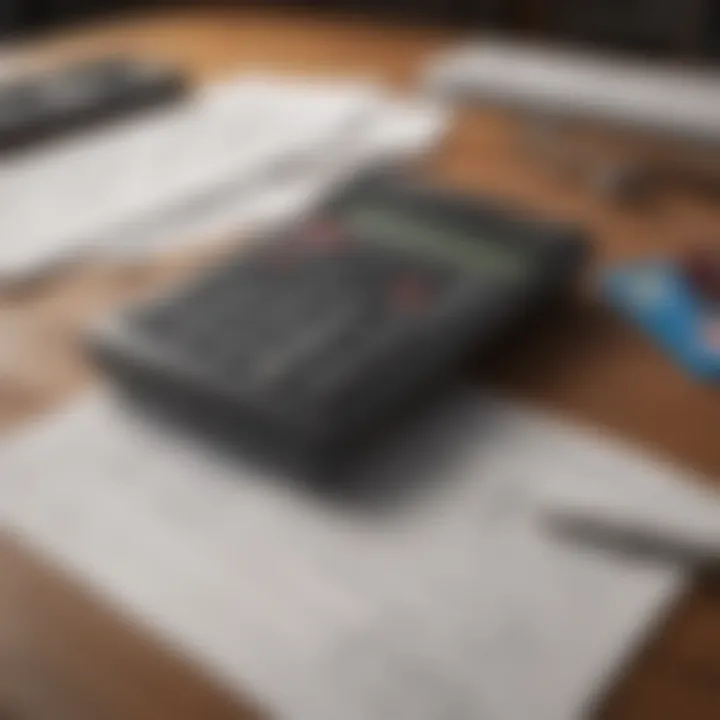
<box><xmin>91</xmin><ymin>173</ymin><xmax>589</xmax><ymax>475</ymax></box>
<box><xmin>0</xmin><ymin>56</ymin><xmax>187</xmax><ymax>154</ymax></box>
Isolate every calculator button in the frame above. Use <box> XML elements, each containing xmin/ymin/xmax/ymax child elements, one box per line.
<box><xmin>301</xmin><ymin>219</ymin><xmax>347</xmax><ymax>250</ymax></box>
<box><xmin>253</xmin><ymin>302</ymin><xmax>366</xmax><ymax>387</ymax></box>
<box><xmin>390</xmin><ymin>275</ymin><xmax>434</xmax><ymax>312</ymax></box>
<box><xmin>301</xmin><ymin>320</ymin><xmax>423</xmax><ymax>408</ymax></box>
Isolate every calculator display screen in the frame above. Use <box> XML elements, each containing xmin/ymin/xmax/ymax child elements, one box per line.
<box><xmin>345</xmin><ymin>205</ymin><xmax>533</xmax><ymax>279</ymax></box>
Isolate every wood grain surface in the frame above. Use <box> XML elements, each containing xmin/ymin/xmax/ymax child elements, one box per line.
<box><xmin>0</xmin><ymin>9</ymin><xmax>718</xmax><ymax>719</ymax></box>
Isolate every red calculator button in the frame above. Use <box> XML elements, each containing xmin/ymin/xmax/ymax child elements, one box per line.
<box><xmin>391</xmin><ymin>276</ymin><xmax>433</xmax><ymax>312</ymax></box>
<box><xmin>302</xmin><ymin>219</ymin><xmax>346</xmax><ymax>250</ymax></box>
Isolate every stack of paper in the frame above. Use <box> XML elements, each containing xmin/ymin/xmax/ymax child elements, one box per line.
<box><xmin>425</xmin><ymin>39</ymin><xmax>720</xmax><ymax>142</ymax></box>
<box><xmin>0</xmin><ymin>75</ymin><xmax>449</xmax><ymax>277</ymax></box>
<box><xmin>0</xmin><ymin>390</ymin><xmax>688</xmax><ymax>719</ymax></box>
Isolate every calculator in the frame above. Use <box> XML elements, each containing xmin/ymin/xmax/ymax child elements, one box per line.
<box><xmin>0</xmin><ymin>57</ymin><xmax>186</xmax><ymax>154</ymax></box>
<box><xmin>92</xmin><ymin>173</ymin><xmax>589</xmax><ymax>474</ymax></box>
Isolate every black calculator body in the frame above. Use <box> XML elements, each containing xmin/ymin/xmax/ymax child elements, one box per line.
<box><xmin>92</xmin><ymin>173</ymin><xmax>589</xmax><ymax>475</ymax></box>
<box><xmin>0</xmin><ymin>57</ymin><xmax>187</xmax><ymax>154</ymax></box>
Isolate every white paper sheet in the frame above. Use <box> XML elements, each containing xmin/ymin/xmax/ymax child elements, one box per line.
<box><xmin>0</xmin><ymin>390</ymin><xmax>687</xmax><ymax>719</ymax></box>
<box><xmin>106</xmin><ymin>95</ymin><xmax>449</xmax><ymax>261</ymax></box>
<box><xmin>425</xmin><ymin>39</ymin><xmax>720</xmax><ymax>143</ymax></box>
<box><xmin>0</xmin><ymin>76</ymin><xmax>448</xmax><ymax>277</ymax></box>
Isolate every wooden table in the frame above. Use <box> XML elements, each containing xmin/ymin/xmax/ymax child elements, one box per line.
<box><xmin>0</xmin><ymin>9</ymin><xmax>718</xmax><ymax>720</ymax></box>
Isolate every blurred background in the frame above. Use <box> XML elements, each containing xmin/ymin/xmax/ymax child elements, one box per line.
<box><xmin>3</xmin><ymin>0</ymin><xmax>718</xmax><ymax>61</ymax></box>
<box><xmin>0</xmin><ymin>1</ymin><xmax>717</xmax><ymax>720</ymax></box>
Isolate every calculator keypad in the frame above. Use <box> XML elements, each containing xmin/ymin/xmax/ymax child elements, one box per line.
<box><xmin>138</xmin><ymin>230</ymin><xmax>471</xmax><ymax>411</ymax></box>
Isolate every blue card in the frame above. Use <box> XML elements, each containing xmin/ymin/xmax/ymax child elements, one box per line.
<box><xmin>603</xmin><ymin>260</ymin><xmax>720</xmax><ymax>382</ymax></box>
